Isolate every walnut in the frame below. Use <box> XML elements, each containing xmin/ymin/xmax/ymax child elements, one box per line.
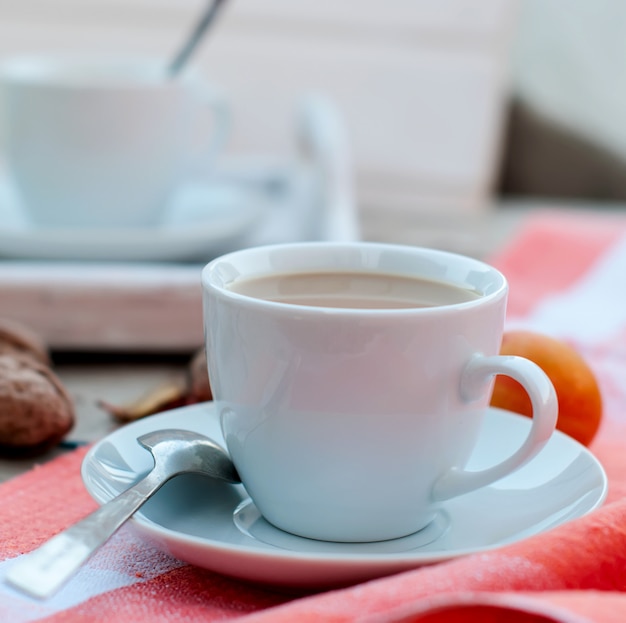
<box><xmin>0</xmin><ymin>355</ymin><xmax>74</xmax><ymax>457</ymax></box>
<box><xmin>0</xmin><ymin>318</ymin><xmax>50</xmax><ymax>366</ymax></box>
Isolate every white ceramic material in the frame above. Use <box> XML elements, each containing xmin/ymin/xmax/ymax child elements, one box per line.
<box><xmin>0</xmin><ymin>175</ymin><xmax>268</xmax><ymax>262</ymax></box>
<box><xmin>81</xmin><ymin>403</ymin><xmax>607</xmax><ymax>589</ymax></box>
<box><xmin>202</xmin><ymin>242</ymin><xmax>558</xmax><ymax>542</ymax></box>
<box><xmin>0</xmin><ymin>55</ymin><xmax>230</xmax><ymax>228</ymax></box>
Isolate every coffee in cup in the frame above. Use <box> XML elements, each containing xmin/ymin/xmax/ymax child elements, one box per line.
<box><xmin>226</xmin><ymin>270</ymin><xmax>481</xmax><ymax>308</ymax></box>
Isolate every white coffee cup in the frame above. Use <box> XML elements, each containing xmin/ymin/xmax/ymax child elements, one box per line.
<box><xmin>0</xmin><ymin>55</ymin><xmax>230</xmax><ymax>228</ymax></box>
<box><xmin>202</xmin><ymin>242</ymin><xmax>558</xmax><ymax>543</ymax></box>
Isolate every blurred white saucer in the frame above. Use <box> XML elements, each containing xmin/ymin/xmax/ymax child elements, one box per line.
<box><xmin>0</xmin><ymin>163</ymin><xmax>309</xmax><ymax>262</ymax></box>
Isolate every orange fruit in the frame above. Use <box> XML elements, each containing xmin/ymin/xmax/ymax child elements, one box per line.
<box><xmin>490</xmin><ymin>329</ymin><xmax>603</xmax><ymax>446</ymax></box>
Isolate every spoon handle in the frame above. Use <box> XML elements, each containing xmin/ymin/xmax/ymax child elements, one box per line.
<box><xmin>168</xmin><ymin>0</ymin><xmax>228</xmax><ymax>76</ymax></box>
<box><xmin>4</xmin><ymin>469</ymin><xmax>167</xmax><ymax>600</ymax></box>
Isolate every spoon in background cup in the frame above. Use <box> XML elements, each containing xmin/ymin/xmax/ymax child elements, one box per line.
<box><xmin>168</xmin><ymin>0</ymin><xmax>229</xmax><ymax>76</ymax></box>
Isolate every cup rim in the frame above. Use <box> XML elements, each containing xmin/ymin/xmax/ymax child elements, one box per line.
<box><xmin>0</xmin><ymin>54</ymin><xmax>201</xmax><ymax>89</ymax></box>
<box><xmin>202</xmin><ymin>241</ymin><xmax>508</xmax><ymax>315</ymax></box>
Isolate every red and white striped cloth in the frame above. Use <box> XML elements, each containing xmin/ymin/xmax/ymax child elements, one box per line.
<box><xmin>3</xmin><ymin>208</ymin><xmax>626</xmax><ymax>623</ymax></box>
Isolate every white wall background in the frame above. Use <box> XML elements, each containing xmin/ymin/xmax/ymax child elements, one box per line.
<box><xmin>512</xmin><ymin>0</ymin><xmax>626</xmax><ymax>164</ymax></box>
<box><xmin>0</xmin><ymin>0</ymin><xmax>517</xmax><ymax>217</ymax></box>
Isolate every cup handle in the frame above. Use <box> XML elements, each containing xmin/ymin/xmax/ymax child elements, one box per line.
<box><xmin>432</xmin><ymin>353</ymin><xmax>558</xmax><ymax>501</ymax></box>
<box><xmin>194</xmin><ymin>84</ymin><xmax>231</xmax><ymax>166</ymax></box>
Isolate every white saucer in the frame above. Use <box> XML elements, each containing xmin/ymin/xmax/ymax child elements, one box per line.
<box><xmin>81</xmin><ymin>403</ymin><xmax>608</xmax><ymax>589</ymax></box>
<box><xmin>0</xmin><ymin>165</ymin><xmax>304</xmax><ymax>262</ymax></box>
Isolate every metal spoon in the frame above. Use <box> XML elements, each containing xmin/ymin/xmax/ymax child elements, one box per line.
<box><xmin>168</xmin><ymin>0</ymin><xmax>228</xmax><ymax>76</ymax></box>
<box><xmin>4</xmin><ymin>429</ymin><xmax>240</xmax><ymax>600</ymax></box>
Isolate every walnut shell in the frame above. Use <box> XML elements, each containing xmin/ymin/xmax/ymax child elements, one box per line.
<box><xmin>189</xmin><ymin>347</ymin><xmax>212</xmax><ymax>402</ymax></box>
<box><xmin>0</xmin><ymin>355</ymin><xmax>74</xmax><ymax>457</ymax></box>
<box><xmin>0</xmin><ymin>318</ymin><xmax>50</xmax><ymax>366</ymax></box>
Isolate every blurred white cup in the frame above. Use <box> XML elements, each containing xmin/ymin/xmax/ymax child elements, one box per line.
<box><xmin>0</xmin><ymin>55</ymin><xmax>230</xmax><ymax>228</ymax></box>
